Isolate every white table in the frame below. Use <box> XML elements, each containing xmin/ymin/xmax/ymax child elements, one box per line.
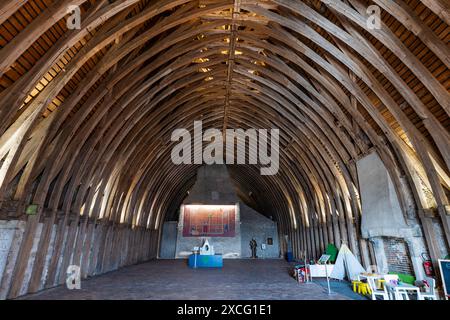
<box><xmin>385</xmin><ymin>282</ymin><xmax>420</xmax><ymax>300</ymax></box>
<box><xmin>358</xmin><ymin>274</ymin><xmax>387</xmax><ymax>292</ymax></box>
<box><xmin>357</xmin><ymin>273</ymin><xmax>385</xmax><ymax>281</ymax></box>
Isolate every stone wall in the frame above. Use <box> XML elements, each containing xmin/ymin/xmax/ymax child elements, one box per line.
<box><xmin>183</xmin><ymin>165</ymin><xmax>239</xmax><ymax>205</ymax></box>
<box><xmin>0</xmin><ymin>220</ymin><xmax>26</xmax><ymax>299</ymax></box>
<box><xmin>0</xmin><ymin>219</ymin><xmax>158</xmax><ymax>299</ymax></box>
<box><xmin>356</xmin><ymin>152</ymin><xmax>409</xmax><ymax>238</ymax></box>
<box><xmin>240</xmin><ymin>203</ymin><xmax>280</xmax><ymax>259</ymax></box>
<box><xmin>175</xmin><ymin>165</ymin><xmax>242</xmax><ymax>258</ymax></box>
<box><xmin>164</xmin><ymin>202</ymin><xmax>280</xmax><ymax>260</ymax></box>
<box><xmin>357</xmin><ymin>151</ymin><xmax>428</xmax><ymax>280</ymax></box>
<box><xmin>174</xmin><ymin>204</ymin><xmax>242</xmax><ymax>258</ymax></box>
<box><xmin>173</xmin><ymin>165</ymin><xmax>280</xmax><ymax>259</ymax></box>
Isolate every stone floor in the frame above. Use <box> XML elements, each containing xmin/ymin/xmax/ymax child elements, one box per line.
<box><xmin>19</xmin><ymin>259</ymin><xmax>365</xmax><ymax>300</ymax></box>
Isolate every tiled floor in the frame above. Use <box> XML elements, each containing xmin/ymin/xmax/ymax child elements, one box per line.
<box><xmin>19</xmin><ymin>259</ymin><xmax>365</xmax><ymax>300</ymax></box>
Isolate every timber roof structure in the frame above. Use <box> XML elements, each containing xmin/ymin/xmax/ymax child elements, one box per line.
<box><xmin>0</xmin><ymin>0</ymin><xmax>449</xmax><ymax>299</ymax></box>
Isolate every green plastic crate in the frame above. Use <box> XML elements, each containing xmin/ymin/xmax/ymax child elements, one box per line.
<box><xmin>388</xmin><ymin>272</ymin><xmax>416</xmax><ymax>285</ymax></box>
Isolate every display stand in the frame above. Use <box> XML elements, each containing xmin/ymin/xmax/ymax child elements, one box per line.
<box><xmin>319</xmin><ymin>254</ymin><xmax>336</xmax><ymax>295</ymax></box>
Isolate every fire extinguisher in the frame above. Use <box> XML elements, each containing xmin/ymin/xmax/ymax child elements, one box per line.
<box><xmin>421</xmin><ymin>253</ymin><xmax>434</xmax><ymax>276</ymax></box>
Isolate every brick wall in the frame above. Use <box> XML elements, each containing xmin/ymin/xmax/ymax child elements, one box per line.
<box><xmin>383</xmin><ymin>237</ymin><xmax>414</xmax><ymax>275</ymax></box>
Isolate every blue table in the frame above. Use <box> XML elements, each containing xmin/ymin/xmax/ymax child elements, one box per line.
<box><xmin>188</xmin><ymin>254</ymin><xmax>223</xmax><ymax>268</ymax></box>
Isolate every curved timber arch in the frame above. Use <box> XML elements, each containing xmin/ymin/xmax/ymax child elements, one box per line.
<box><xmin>0</xmin><ymin>0</ymin><xmax>448</xmax><ymax>299</ymax></box>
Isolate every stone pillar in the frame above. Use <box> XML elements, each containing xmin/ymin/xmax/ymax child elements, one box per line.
<box><xmin>370</xmin><ymin>237</ymin><xmax>388</xmax><ymax>274</ymax></box>
<box><xmin>404</xmin><ymin>236</ymin><xmax>426</xmax><ymax>280</ymax></box>
<box><xmin>19</xmin><ymin>222</ymin><xmax>43</xmax><ymax>296</ymax></box>
<box><xmin>0</xmin><ymin>220</ymin><xmax>26</xmax><ymax>299</ymax></box>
